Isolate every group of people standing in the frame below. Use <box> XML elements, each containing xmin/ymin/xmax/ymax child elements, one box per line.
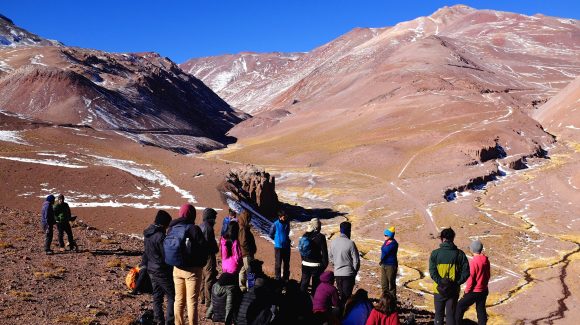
<box><xmin>40</xmin><ymin>194</ymin><xmax>77</xmax><ymax>254</ymax></box>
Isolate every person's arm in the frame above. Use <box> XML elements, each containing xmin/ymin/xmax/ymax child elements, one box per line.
<box><xmin>321</xmin><ymin>236</ymin><xmax>329</xmax><ymax>269</ymax></box>
<box><xmin>457</xmin><ymin>252</ymin><xmax>471</xmax><ymax>285</ymax></box>
<box><xmin>269</xmin><ymin>222</ymin><xmax>276</xmax><ymax>240</ymax></box>
<box><xmin>64</xmin><ymin>204</ymin><xmax>71</xmax><ymax>222</ymax></box>
<box><xmin>464</xmin><ymin>261</ymin><xmax>476</xmax><ymax>293</ymax></box>
<box><xmin>352</xmin><ymin>242</ymin><xmax>360</xmax><ymax>273</ymax></box>
<box><xmin>328</xmin><ymin>240</ymin><xmax>334</xmax><ymax>266</ymax></box>
<box><xmin>429</xmin><ymin>251</ymin><xmax>441</xmax><ymax>284</ymax></box>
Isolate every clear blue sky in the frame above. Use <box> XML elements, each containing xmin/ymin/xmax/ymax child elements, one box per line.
<box><xmin>1</xmin><ymin>1</ymin><xmax>578</xmax><ymax>63</ymax></box>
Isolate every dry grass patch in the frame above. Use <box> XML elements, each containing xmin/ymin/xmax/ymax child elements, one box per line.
<box><xmin>110</xmin><ymin>315</ymin><xmax>137</xmax><ymax>325</ymax></box>
<box><xmin>0</xmin><ymin>241</ymin><xmax>14</xmax><ymax>249</ymax></box>
<box><xmin>106</xmin><ymin>258</ymin><xmax>127</xmax><ymax>269</ymax></box>
<box><xmin>34</xmin><ymin>267</ymin><xmax>67</xmax><ymax>280</ymax></box>
<box><xmin>55</xmin><ymin>314</ymin><xmax>98</xmax><ymax>325</ymax></box>
<box><xmin>8</xmin><ymin>290</ymin><xmax>34</xmax><ymax>300</ymax></box>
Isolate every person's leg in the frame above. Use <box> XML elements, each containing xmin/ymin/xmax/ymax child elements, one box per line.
<box><xmin>445</xmin><ymin>295</ymin><xmax>458</xmax><ymax>325</ymax></box>
<box><xmin>44</xmin><ymin>225</ymin><xmax>53</xmax><ymax>252</ymax></box>
<box><xmin>163</xmin><ymin>274</ymin><xmax>175</xmax><ymax>325</ymax></box>
<box><xmin>300</xmin><ymin>264</ymin><xmax>312</xmax><ymax>292</ymax></box>
<box><xmin>174</xmin><ymin>268</ymin><xmax>186</xmax><ymax>325</ymax></box>
<box><xmin>386</xmin><ymin>265</ymin><xmax>397</xmax><ymax>302</ymax></box>
<box><xmin>475</xmin><ymin>291</ymin><xmax>488</xmax><ymax>325</ymax></box>
<box><xmin>334</xmin><ymin>276</ymin><xmax>345</xmax><ymax>303</ymax></box>
<box><xmin>150</xmin><ymin>274</ymin><xmax>166</xmax><ymax>324</ymax></box>
<box><xmin>239</xmin><ymin>256</ymin><xmax>252</xmax><ymax>291</ymax></box>
<box><xmin>282</xmin><ymin>246</ymin><xmax>291</xmax><ymax>281</ymax></box>
<box><xmin>64</xmin><ymin>222</ymin><xmax>76</xmax><ymax>249</ymax></box>
<box><xmin>380</xmin><ymin>265</ymin><xmax>388</xmax><ymax>296</ymax></box>
<box><xmin>224</xmin><ymin>286</ymin><xmax>236</xmax><ymax>325</ymax></box>
<box><xmin>185</xmin><ymin>267</ymin><xmax>202</xmax><ymax>325</ymax></box>
<box><xmin>455</xmin><ymin>292</ymin><xmax>477</xmax><ymax>324</ymax></box>
<box><xmin>434</xmin><ymin>294</ymin><xmax>446</xmax><ymax>325</ymax></box>
<box><xmin>274</xmin><ymin>248</ymin><xmax>282</xmax><ymax>280</ymax></box>
<box><xmin>56</xmin><ymin>223</ymin><xmax>65</xmax><ymax>248</ymax></box>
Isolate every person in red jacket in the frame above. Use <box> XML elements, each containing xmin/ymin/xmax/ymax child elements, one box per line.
<box><xmin>365</xmin><ymin>292</ymin><xmax>400</xmax><ymax>325</ymax></box>
<box><xmin>455</xmin><ymin>240</ymin><xmax>491</xmax><ymax>325</ymax></box>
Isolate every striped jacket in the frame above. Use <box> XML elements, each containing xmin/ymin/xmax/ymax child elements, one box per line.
<box><xmin>429</xmin><ymin>241</ymin><xmax>470</xmax><ymax>294</ymax></box>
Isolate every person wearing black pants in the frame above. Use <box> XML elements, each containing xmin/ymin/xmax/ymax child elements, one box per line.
<box><xmin>40</xmin><ymin>195</ymin><xmax>56</xmax><ymax>254</ymax></box>
<box><xmin>269</xmin><ymin>211</ymin><xmax>291</xmax><ymax>281</ymax></box>
<box><xmin>456</xmin><ymin>291</ymin><xmax>488</xmax><ymax>325</ymax></box>
<box><xmin>329</xmin><ymin>222</ymin><xmax>360</xmax><ymax>307</ymax></box>
<box><xmin>54</xmin><ymin>194</ymin><xmax>77</xmax><ymax>251</ymax></box>
<box><xmin>335</xmin><ymin>276</ymin><xmax>356</xmax><ymax>307</ymax></box>
<box><xmin>299</xmin><ymin>218</ymin><xmax>328</xmax><ymax>294</ymax></box>
<box><xmin>143</xmin><ymin>210</ymin><xmax>175</xmax><ymax>325</ymax></box>
<box><xmin>434</xmin><ymin>292</ymin><xmax>459</xmax><ymax>325</ymax></box>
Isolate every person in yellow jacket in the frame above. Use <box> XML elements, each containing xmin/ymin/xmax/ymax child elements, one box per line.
<box><xmin>429</xmin><ymin>228</ymin><xmax>469</xmax><ymax>325</ymax></box>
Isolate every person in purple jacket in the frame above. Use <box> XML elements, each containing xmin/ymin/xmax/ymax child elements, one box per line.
<box><xmin>312</xmin><ymin>271</ymin><xmax>340</xmax><ymax>324</ymax></box>
<box><xmin>40</xmin><ymin>195</ymin><xmax>56</xmax><ymax>254</ymax></box>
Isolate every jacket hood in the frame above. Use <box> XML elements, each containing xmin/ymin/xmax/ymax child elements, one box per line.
<box><xmin>144</xmin><ymin>224</ymin><xmax>164</xmax><ymax>238</ymax></box>
<box><xmin>319</xmin><ymin>271</ymin><xmax>334</xmax><ymax>283</ymax></box>
<box><xmin>178</xmin><ymin>204</ymin><xmax>196</xmax><ymax>222</ymax></box>
<box><xmin>439</xmin><ymin>241</ymin><xmax>458</xmax><ymax>250</ymax></box>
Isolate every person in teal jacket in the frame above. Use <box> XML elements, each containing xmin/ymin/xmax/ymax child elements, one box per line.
<box><xmin>269</xmin><ymin>210</ymin><xmax>291</xmax><ymax>281</ymax></box>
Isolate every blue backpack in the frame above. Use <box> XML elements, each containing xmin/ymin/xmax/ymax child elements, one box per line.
<box><xmin>298</xmin><ymin>233</ymin><xmax>313</xmax><ymax>258</ymax></box>
<box><xmin>164</xmin><ymin>224</ymin><xmax>192</xmax><ymax>267</ymax></box>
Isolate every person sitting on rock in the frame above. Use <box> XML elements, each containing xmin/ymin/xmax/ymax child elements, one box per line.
<box><xmin>312</xmin><ymin>271</ymin><xmax>340</xmax><ymax>325</ymax></box>
<box><xmin>269</xmin><ymin>210</ymin><xmax>291</xmax><ymax>282</ymax></box>
<box><xmin>365</xmin><ymin>292</ymin><xmax>400</xmax><ymax>325</ymax></box>
<box><xmin>40</xmin><ymin>195</ymin><xmax>56</xmax><ymax>254</ymax></box>
<box><xmin>53</xmin><ymin>194</ymin><xmax>77</xmax><ymax>251</ymax></box>
<box><xmin>143</xmin><ymin>210</ymin><xmax>174</xmax><ymax>325</ymax></box>
<box><xmin>206</xmin><ymin>272</ymin><xmax>242</xmax><ymax>325</ymax></box>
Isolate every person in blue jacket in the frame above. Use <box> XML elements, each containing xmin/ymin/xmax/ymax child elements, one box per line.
<box><xmin>380</xmin><ymin>226</ymin><xmax>398</xmax><ymax>302</ymax></box>
<box><xmin>269</xmin><ymin>210</ymin><xmax>291</xmax><ymax>281</ymax></box>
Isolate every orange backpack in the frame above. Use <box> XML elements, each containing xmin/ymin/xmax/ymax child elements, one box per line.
<box><xmin>125</xmin><ymin>266</ymin><xmax>140</xmax><ymax>290</ymax></box>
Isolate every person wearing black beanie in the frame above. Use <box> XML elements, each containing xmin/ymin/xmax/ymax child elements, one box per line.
<box><xmin>143</xmin><ymin>210</ymin><xmax>174</xmax><ymax>325</ymax></box>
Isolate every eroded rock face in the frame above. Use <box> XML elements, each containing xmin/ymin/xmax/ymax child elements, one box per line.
<box><xmin>221</xmin><ymin>166</ymin><xmax>280</xmax><ymax>220</ymax></box>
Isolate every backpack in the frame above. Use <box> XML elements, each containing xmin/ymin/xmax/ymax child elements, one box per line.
<box><xmin>298</xmin><ymin>233</ymin><xmax>314</xmax><ymax>258</ymax></box>
<box><xmin>163</xmin><ymin>224</ymin><xmax>192</xmax><ymax>267</ymax></box>
<box><xmin>437</xmin><ymin>251</ymin><xmax>460</xmax><ymax>298</ymax></box>
<box><xmin>125</xmin><ymin>266</ymin><xmax>140</xmax><ymax>290</ymax></box>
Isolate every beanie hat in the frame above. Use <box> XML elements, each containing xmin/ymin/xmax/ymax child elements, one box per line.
<box><xmin>154</xmin><ymin>210</ymin><xmax>172</xmax><ymax>227</ymax></box>
<box><xmin>384</xmin><ymin>226</ymin><xmax>395</xmax><ymax>238</ymax></box>
<box><xmin>470</xmin><ymin>240</ymin><xmax>483</xmax><ymax>253</ymax></box>
<box><xmin>179</xmin><ymin>204</ymin><xmax>196</xmax><ymax>222</ymax></box>
<box><xmin>307</xmin><ymin>218</ymin><xmax>321</xmax><ymax>232</ymax></box>
<box><xmin>203</xmin><ymin>208</ymin><xmax>217</xmax><ymax>221</ymax></box>
<box><xmin>340</xmin><ymin>221</ymin><xmax>352</xmax><ymax>238</ymax></box>
<box><xmin>46</xmin><ymin>195</ymin><xmax>55</xmax><ymax>203</ymax></box>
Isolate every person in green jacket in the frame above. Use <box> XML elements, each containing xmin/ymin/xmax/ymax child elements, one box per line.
<box><xmin>429</xmin><ymin>228</ymin><xmax>469</xmax><ymax>325</ymax></box>
<box><xmin>53</xmin><ymin>194</ymin><xmax>77</xmax><ymax>251</ymax></box>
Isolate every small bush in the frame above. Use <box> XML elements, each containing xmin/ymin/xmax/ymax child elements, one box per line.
<box><xmin>106</xmin><ymin>258</ymin><xmax>127</xmax><ymax>269</ymax></box>
<box><xmin>8</xmin><ymin>290</ymin><xmax>33</xmax><ymax>298</ymax></box>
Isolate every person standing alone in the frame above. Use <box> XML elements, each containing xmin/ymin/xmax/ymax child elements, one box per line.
<box><xmin>380</xmin><ymin>226</ymin><xmax>398</xmax><ymax>302</ymax></box>
<box><xmin>269</xmin><ymin>210</ymin><xmax>291</xmax><ymax>282</ymax></box>
<box><xmin>455</xmin><ymin>240</ymin><xmax>490</xmax><ymax>325</ymax></box>
<box><xmin>429</xmin><ymin>228</ymin><xmax>469</xmax><ymax>325</ymax></box>
<box><xmin>53</xmin><ymin>194</ymin><xmax>77</xmax><ymax>251</ymax></box>
<box><xmin>329</xmin><ymin>221</ymin><xmax>360</xmax><ymax>307</ymax></box>
<box><xmin>40</xmin><ymin>195</ymin><xmax>56</xmax><ymax>254</ymax></box>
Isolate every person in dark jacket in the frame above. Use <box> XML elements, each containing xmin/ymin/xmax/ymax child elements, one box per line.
<box><xmin>53</xmin><ymin>194</ymin><xmax>77</xmax><ymax>251</ymax></box>
<box><xmin>300</xmin><ymin>218</ymin><xmax>329</xmax><ymax>294</ymax></box>
<box><xmin>207</xmin><ymin>272</ymin><xmax>241</xmax><ymax>325</ymax></box>
<box><xmin>312</xmin><ymin>271</ymin><xmax>340</xmax><ymax>325</ymax></box>
<box><xmin>342</xmin><ymin>289</ymin><xmax>373</xmax><ymax>325</ymax></box>
<box><xmin>429</xmin><ymin>228</ymin><xmax>470</xmax><ymax>325</ymax></box>
<box><xmin>170</xmin><ymin>203</ymin><xmax>208</xmax><ymax>325</ymax></box>
<box><xmin>143</xmin><ymin>210</ymin><xmax>174</xmax><ymax>325</ymax></box>
<box><xmin>238</xmin><ymin>210</ymin><xmax>257</xmax><ymax>291</ymax></box>
<box><xmin>380</xmin><ymin>226</ymin><xmax>398</xmax><ymax>302</ymax></box>
<box><xmin>237</xmin><ymin>277</ymin><xmax>276</xmax><ymax>325</ymax></box>
<box><xmin>269</xmin><ymin>210</ymin><xmax>291</xmax><ymax>281</ymax></box>
<box><xmin>200</xmin><ymin>208</ymin><xmax>219</xmax><ymax>308</ymax></box>
<box><xmin>221</xmin><ymin>208</ymin><xmax>238</xmax><ymax>237</ymax></box>
<box><xmin>40</xmin><ymin>195</ymin><xmax>56</xmax><ymax>254</ymax></box>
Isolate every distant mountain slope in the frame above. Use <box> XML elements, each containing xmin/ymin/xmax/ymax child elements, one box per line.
<box><xmin>0</xmin><ymin>14</ymin><xmax>60</xmax><ymax>47</ymax></box>
<box><xmin>0</xmin><ymin>16</ymin><xmax>248</xmax><ymax>153</ymax></box>
<box><xmin>533</xmin><ymin>76</ymin><xmax>580</xmax><ymax>141</ymax></box>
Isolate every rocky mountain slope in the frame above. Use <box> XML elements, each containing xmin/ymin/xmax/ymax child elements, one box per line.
<box><xmin>0</xmin><ymin>16</ymin><xmax>248</xmax><ymax>154</ymax></box>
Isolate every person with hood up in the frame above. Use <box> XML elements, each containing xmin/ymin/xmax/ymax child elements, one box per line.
<box><xmin>455</xmin><ymin>240</ymin><xmax>491</xmax><ymax>325</ymax></box>
<box><xmin>429</xmin><ymin>228</ymin><xmax>469</xmax><ymax>325</ymax></box>
<box><xmin>143</xmin><ymin>210</ymin><xmax>174</xmax><ymax>325</ymax></box>
<box><xmin>300</xmin><ymin>217</ymin><xmax>329</xmax><ymax>294</ymax></box>
<box><xmin>329</xmin><ymin>221</ymin><xmax>360</xmax><ymax>307</ymax></box>
<box><xmin>53</xmin><ymin>194</ymin><xmax>77</xmax><ymax>251</ymax></box>
<box><xmin>169</xmin><ymin>204</ymin><xmax>208</xmax><ymax>325</ymax></box>
<box><xmin>380</xmin><ymin>226</ymin><xmax>398</xmax><ymax>302</ymax></box>
<box><xmin>268</xmin><ymin>210</ymin><xmax>291</xmax><ymax>281</ymax></box>
<box><xmin>238</xmin><ymin>209</ymin><xmax>257</xmax><ymax>291</ymax></box>
<box><xmin>200</xmin><ymin>208</ymin><xmax>219</xmax><ymax>308</ymax></box>
<box><xmin>312</xmin><ymin>270</ymin><xmax>340</xmax><ymax>324</ymax></box>
<box><xmin>342</xmin><ymin>289</ymin><xmax>373</xmax><ymax>325</ymax></box>
<box><xmin>41</xmin><ymin>195</ymin><xmax>56</xmax><ymax>254</ymax></box>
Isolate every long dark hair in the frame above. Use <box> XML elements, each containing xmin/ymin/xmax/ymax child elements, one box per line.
<box><xmin>344</xmin><ymin>289</ymin><xmax>369</xmax><ymax>317</ymax></box>
<box><xmin>375</xmin><ymin>292</ymin><xmax>396</xmax><ymax>316</ymax></box>
<box><xmin>223</xmin><ymin>221</ymin><xmax>239</xmax><ymax>258</ymax></box>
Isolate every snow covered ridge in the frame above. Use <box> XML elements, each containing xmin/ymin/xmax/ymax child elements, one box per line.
<box><xmin>0</xmin><ymin>14</ymin><xmax>60</xmax><ymax>47</ymax></box>
<box><xmin>0</xmin><ymin>130</ymin><xmax>29</xmax><ymax>145</ymax></box>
